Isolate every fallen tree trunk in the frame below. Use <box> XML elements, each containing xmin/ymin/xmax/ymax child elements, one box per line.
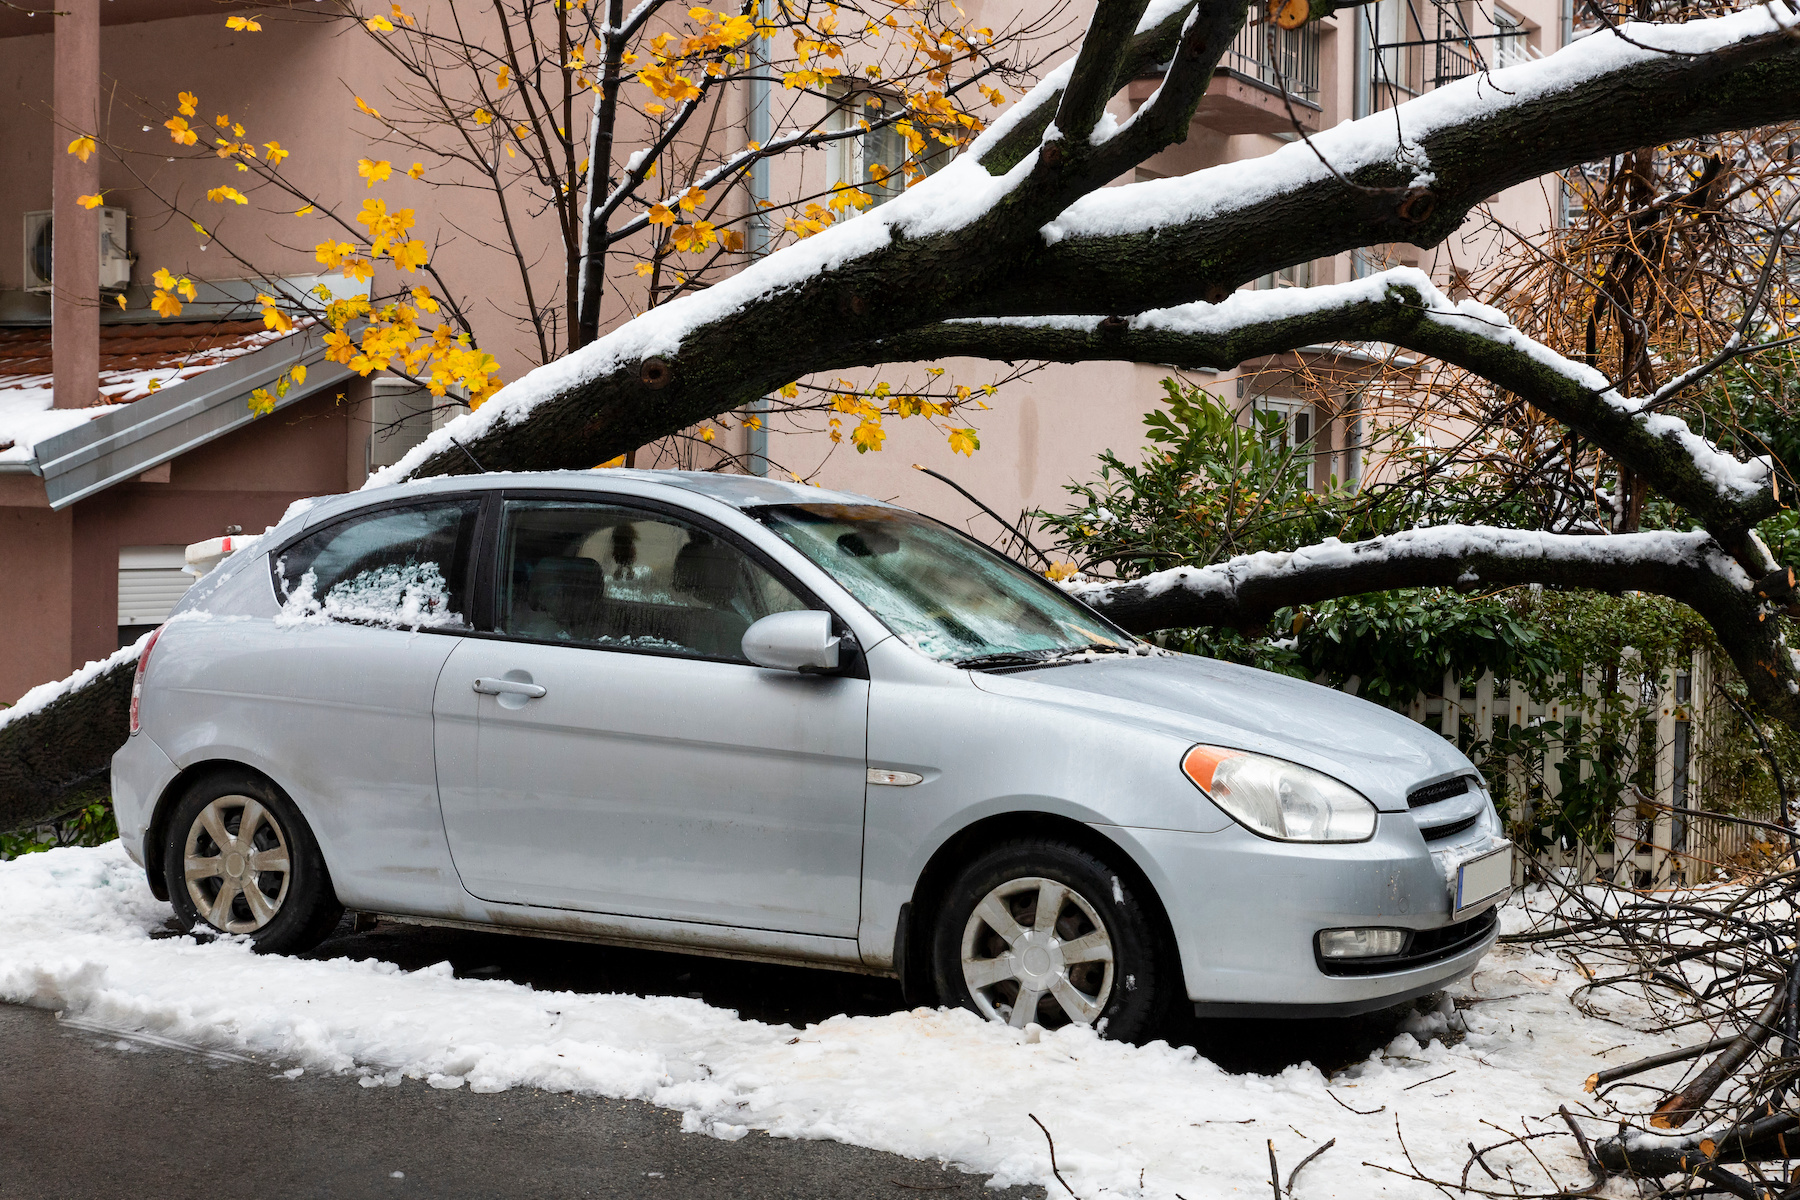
<box><xmin>0</xmin><ymin>642</ymin><xmax>140</xmax><ymax>835</ymax></box>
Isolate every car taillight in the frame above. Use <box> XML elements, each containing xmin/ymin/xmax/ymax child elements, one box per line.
<box><xmin>129</xmin><ymin>624</ymin><xmax>164</xmax><ymax>735</ymax></box>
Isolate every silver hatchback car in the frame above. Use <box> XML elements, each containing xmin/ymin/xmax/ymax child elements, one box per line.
<box><xmin>113</xmin><ymin>470</ymin><xmax>1510</xmax><ymax>1040</ymax></box>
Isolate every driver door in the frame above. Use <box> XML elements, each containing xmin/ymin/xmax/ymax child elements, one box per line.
<box><xmin>433</xmin><ymin>496</ymin><xmax>870</xmax><ymax>937</ymax></box>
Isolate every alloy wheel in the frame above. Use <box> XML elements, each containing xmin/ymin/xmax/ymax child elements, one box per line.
<box><xmin>960</xmin><ymin>876</ymin><xmax>1114</xmax><ymax>1029</ymax></box>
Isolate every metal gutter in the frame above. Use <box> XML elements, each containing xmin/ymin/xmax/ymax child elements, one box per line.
<box><xmin>33</xmin><ymin>322</ymin><xmax>357</xmax><ymax>510</ymax></box>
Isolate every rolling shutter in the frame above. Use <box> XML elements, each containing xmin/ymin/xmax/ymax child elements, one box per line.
<box><xmin>119</xmin><ymin>545</ymin><xmax>193</xmax><ymax>626</ymax></box>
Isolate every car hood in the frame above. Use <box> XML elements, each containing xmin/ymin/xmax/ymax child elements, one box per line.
<box><xmin>968</xmin><ymin>652</ymin><xmax>1474</xmax><ymax>810</ymax></box>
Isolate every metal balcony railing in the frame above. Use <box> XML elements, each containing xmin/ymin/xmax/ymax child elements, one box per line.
<box><xmin>1223</xmin><ymin>20</ymin><xmax>1322</xmax><ymax>102</ymax></box>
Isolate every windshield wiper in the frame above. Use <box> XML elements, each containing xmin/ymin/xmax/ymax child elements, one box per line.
<box><xmin>954</xmin><ymin>649</ymin><xmax>1061</xmax><ymax>670</ymax></box>
<box><xmin>954</xmin><ymin>643</ymin><xmax>1137</xmax><ymax>671</ymax></box>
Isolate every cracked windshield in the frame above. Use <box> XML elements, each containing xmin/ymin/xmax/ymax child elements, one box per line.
<box><xmin>753</xmin><ymin>503</ymin><xmax>1131</xmax><ymax>666</ymax></box>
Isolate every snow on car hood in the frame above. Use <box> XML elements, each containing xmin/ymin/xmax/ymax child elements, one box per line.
<box><xmin>969</xmin><ymin>652</ymin><xmax>1474</xmax><ymax>810</ymax></box>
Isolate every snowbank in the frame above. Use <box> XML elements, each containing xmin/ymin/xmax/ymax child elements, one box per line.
<box><xmin>0</xmin><ymin>842</ymin><xmax>1696</xmax><ymax>1198</ymax></box>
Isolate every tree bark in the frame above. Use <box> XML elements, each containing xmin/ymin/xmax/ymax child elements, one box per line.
<box><xmin>0</xmin><ymin>658</ymin><xmax>134</xmax><ymax>835</ymax></box>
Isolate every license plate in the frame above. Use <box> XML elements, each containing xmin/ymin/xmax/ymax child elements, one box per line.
<box><xmin>1455</xmin><ymin>846</ymin><xmax>1512</xmax><ymax>917</ymax></box>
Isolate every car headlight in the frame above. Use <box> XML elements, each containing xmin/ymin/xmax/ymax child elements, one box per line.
<box><xmin>1182</xmin><ymin>745</ymin><xmax>1377</xmax><ymax>843</ymax></box>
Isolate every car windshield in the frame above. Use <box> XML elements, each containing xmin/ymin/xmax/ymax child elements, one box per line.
<box><xmin>752</xmin><ymin>503</ymin><xmax>1133</xmax><ymax>666</ymax></box>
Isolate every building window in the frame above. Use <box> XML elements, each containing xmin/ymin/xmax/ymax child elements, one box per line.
<box><xmin>829</xmin><ymin>91</ymin><xmax>908</xmax><ymax>207</ymax></box>
<box><xmin>1258</xmin><ymin>260</ymin><xmax>1313</xmax><ymax>289</ymax></box>
<box><xmin>1492</xmin><ymin>7</ymin><xmax>1527</xmax><ymax>67</ymax></box>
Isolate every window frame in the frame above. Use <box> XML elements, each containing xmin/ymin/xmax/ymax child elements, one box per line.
<box><xmin>264</xmin><ymin>494</ymin><xmax>484</xmax><ymax>634</ymax></box>
<box><xmin>467</xmin><ymin>489</ymin><xmax>866</xmax><ymax>676</ymax></box>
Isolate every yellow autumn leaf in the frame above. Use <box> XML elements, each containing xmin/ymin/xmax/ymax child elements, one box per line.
<box><xmin>76</xmin><ymin>193</ymin><xmax>104</xmax><ymax>209</ymax></box>
<box><xmin>215</xmin><ymin>113</ymin><xmax>230</xmax><ymax>127</ymax></box>
<box><xmin>291</xmin><ymin>364</ymin><xmax>307</xmax><ymax>385</ymax></box>
<box><xmin>406</xmin><ymin>162</ymin><xmax>424</xmax><ymax>179</ymax></box>
<box><xmin>365</xmin><ymin>14</ymin><xmax>395</xmax><ymax>32</ymax></box>
<box><xmin>597</xmin><ymin>455</ymin><xmax>626</xmax><ymax>468</ymax></box>
<box><xmin>66</xmin><ymin>135</ymin><xmax>96</xmax><ymax>162</ymax></box>
<box><xmin>646</xmin><ymin>203</ymin><xmax>675</xmax><ymax>227</ymax></box>
<box><xmin>206</xmin><ymin>185</ymin><xmax>249</xmax><ymax>205</ymax></box>
<box><xmin>263</xmin><ymin>140</ymin><xmax>289</xmax><ymax>166</ymax></box>
<box><xmin>700</xmin><ymin>426</ymin><xmax>716</xmax><ymax>443</ymax></box>
<box><xmin>409</xmin><ymin>284</ymin><xmax>438</xmax><ymax>312</ymax></box>
<box><xmin>177</xmin><ymin>277</ymin><xmax>197</xmax><ymax>301</ymax></box>
<box><xmin>678</xmin><ymin>185</ymin><xmax>705</xmax><ymax>212</ymax></box>
<box><xmin>391</xmin><ymin>240</ymin><xmax>429</xmax><ymax>272</ymax></box>
<box><xmin>390</xmin><ymin>4</ymin><xmax>413</xmax><ymax>25</ymax></box>
<box><xmin>177</xmin><ymin>91</ymin><xmax>198</xmax><ymax>116</ymax></box>
<box><xmin>947</xmin><ymin>427</ymin><xmax>980</xmax><ymax>456</ymax></box>
<box><xmin>164</xmin><ymin>117</ymin><xmax>199</xmax><ymax>146</ymax></box>
<box><xmin>248</xmin><ymin>387</ymin><xmax>276</xmax><ymax>416</ymax></box>
<box><xmin>226</xmin><ymin>15</ymin><xmax>262</xmax><ymax>31</ymax></box>
<box><xmin>151</xmin><ymin>290</ymin><xmax>184</xmax><ymax>318</ymax></box>
<box><xmin>472</xmin><ymin>107</ymin><xmax>494</xmax><ymax>125</ymax></box>
<box><xmin>851</xmin><ymin>420</ymin><xmax>885</xmax><ymax>453</ymax></box>
<box><xmin>294</xmin><ymin>204</ymin><xmax>314</xmax><ymax>216</ymax></box>
<box><xmin>355</xmin><ymin>96</ymin><xmax>382</xmax><ymax>119</ymax></box>
<box><xmin>633</xmin><ymin>261</ymin><xmax>654</xmax><ymax>276</ymax></box>
<box><xmin>358</xmin><ymin>158</ymin><xmax>393</xmax><ymax>186</ymax></box>
<box><xmin>496</xmin><ymin>64</ymin><xmax>511</xmax><ymax>90</ymax></box>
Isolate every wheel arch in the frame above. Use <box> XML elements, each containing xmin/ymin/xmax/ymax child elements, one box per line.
<box><xmin>898</xmin><ymin>810</ymin><xmax>1186</xmax><ymax>1007</ymax></box>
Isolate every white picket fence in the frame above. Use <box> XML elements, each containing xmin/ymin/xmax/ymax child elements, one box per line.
<box><xmin>1392</xmin><ymin>653</ymin><xmax>1778</xmax><ymax>885</ymax></box>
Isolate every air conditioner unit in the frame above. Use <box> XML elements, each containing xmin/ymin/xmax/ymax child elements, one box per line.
<box><xmin>23</xmin><ymin>208</ymin><xmax>132</xmax><ymax>295</ymax></box>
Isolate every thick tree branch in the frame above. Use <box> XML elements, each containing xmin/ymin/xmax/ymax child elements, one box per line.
<box><xmin>854</xmin><ymin>272</ymin><xmax>1778</xmax><ymax>553</ymax></box>
<box><xmin>381</xmin><ymin>6</ymin><xmax>1800</xmax><ymax>486</ymax></box>
<box><xmin>1068</xmin><ymin>526</ymin><xmax>1800</xmax><ymax>730</ymax></box>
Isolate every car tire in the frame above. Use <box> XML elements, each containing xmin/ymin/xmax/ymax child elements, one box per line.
<box><xmin>930</xmin><ymin>838</ymin><xmax>1174</xmax><ymax>1042</ymax></box>
<box><xmin>162</xmin><ymin>770</ymin><xmax>342</xmax><ymax>955</ymax></box>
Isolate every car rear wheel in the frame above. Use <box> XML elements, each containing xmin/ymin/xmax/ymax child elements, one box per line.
<box><xmin>163</xmin><ymin>772</ymin><xmax>342</xmax><ymax>954</ymax></box>
<box><xmin>930</xmin><ymin>839</ymin><xmax>1173</xmax><ymax>1042</ymax></box>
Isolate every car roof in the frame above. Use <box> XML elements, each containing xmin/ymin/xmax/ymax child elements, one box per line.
<box><xmin>291</xmin><ymin>469</ymin><xmax>894</xmax><ymax>532</ymax></box>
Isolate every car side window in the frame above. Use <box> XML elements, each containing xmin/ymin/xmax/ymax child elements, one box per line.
<box><xmin>497</xmin><ymin>500</ymin><xmax>808</xmax><ymax>662</ymax></box>
<box><xmin>273</xmin><ymin>500</ymin><xmax>478</xmax><ymax>630</ymax></box>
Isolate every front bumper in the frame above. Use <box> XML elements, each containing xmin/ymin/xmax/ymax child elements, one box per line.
<box><xmin>1111</xmin><ymin>815</ymin><xmax>1505</xmax><ymax>1012</ymax></box>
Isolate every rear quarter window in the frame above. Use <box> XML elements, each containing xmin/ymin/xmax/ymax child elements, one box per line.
<box><xmin>272</xmin><ymin>500</ymin><xmax>479</xmax><ymax>630</ymax></box>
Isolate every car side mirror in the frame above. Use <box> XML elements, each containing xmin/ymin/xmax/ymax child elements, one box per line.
<box><xmin>742</xmin><ymin>610</ymin><xmax>842</xmax><ymax>673</ymax></box>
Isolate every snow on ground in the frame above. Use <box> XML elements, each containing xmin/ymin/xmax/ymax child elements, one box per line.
<box><xmin>2</xmin><ymin>842</ymin><xmax>1689</xmax><ymax>1198</ymax></box>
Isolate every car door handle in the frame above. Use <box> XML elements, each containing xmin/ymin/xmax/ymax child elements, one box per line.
<box><xmin>473</xmin><ymin>677</ymin><xmax>547</xmax><ymax>698</ymax></box>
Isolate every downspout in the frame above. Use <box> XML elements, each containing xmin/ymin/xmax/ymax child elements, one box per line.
<box><xmin>744</xmin><ymin>0</ymin><xmax>774</xmax><ymax>476</ymax></box>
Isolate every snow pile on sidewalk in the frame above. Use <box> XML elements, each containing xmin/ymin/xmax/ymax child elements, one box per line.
<box><xmin>1</xmin><ymin>843</ymin><xmax>1682</xmax><ymax>1198</ymax></box>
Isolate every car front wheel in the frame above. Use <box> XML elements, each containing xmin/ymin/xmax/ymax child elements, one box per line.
<box><xmin>163</xmin><ymin>772</ymin><xmax>342</xmax><ymax>954</ymax></box>
<box><xmin>931</xmin><ymin>839</ymin><xmax>1173</xmax><ymax>1042</ymax></box>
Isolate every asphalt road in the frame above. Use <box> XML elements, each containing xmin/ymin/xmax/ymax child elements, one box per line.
<box><xmin>0</xmin><ymin>916</ymin><xmax>1423</xmax><ymax>1199</ymax></box>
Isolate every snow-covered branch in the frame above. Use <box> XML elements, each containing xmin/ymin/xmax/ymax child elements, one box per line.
<box><xmin>380</xmin><ymin>2</ymin><xmax>1800</xmax><ymax>486</ymax></box>
<box><xmin>865</xmin><ymin>269</ymin><xmax>1778</xmax><ymax>550</ymax></box>
<box><xmin>1073</xmin><ymin>524</ymin><xmax>1800</xmax><ymax>726</ymax></box>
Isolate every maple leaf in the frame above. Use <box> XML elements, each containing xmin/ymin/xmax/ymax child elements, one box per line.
<box><xmin>263</xmin><ymin>140</ymin><xmax>289</xmax><ymax>166</ymax></box>
<box><xmin>294</xmin><ymin>204</ymin><xmax>315</xmax><ymax>216</ymax></box>
<box><xmin>365</xmin><ymin>14</ymin><xmax>395</xmax><ymax>32</ymax></box>
<box><xmin>151</xmin><ymin>290</ymin><xmax>183</xmax><ymax>318</ymax></box>
<box><xmin>646</xmin><ymin>203</ymin><xmax>675</xmax><ymax>227</ymax></box>
<box><xmin>76</xmin><ymin>193</ymin><xmax>104</xmax><ymax>210</ymax></box>
<box><xmin>947</xmin><ymin>428</ymin><xmax>980</xmax><ymax>456</ymax></box>
<box><xmin>472</xmin><ymin>108</ymin><xmax>494</xmax><ymax>126</ymax></box>
<box><xmin>164</xmin><ymin>117</ymin><xmax>199</xmax><ymax>146</ymax></box>
<box><xmin>354</xmin><ymin>96</ymin><xmax>382</xmax><ymax>119</ymax></box>
<box><xmin>66</xmin><ymin>135</ymin><xmax>96</xmax><ymax>162</ymax></box>
<box><xmin>391</xmin><ymin>240</ymin><xmax>429</xmax><ymax>272</ymax></box>
<box><xmin>177</xmin><ymin>91</ymin><xmax>198</xmax><ymax>116</ymax></box>
<box><xmin>358</xmin><ymin>158</ymin><xmax>393</xmax><ymax>186</ymax></box>
<box><xmin>496</xmin><ymin>65</ymin><xmax>511</xmax><ymax>90</ymax></box>
<box><xmin>226</xmin><ymin>15</ymin><xmax>262</xmax><ymax>31</ymax></box>
<box><xmin>407</xmin><ymin>162</ymin><xmax>424</xmax><ymax>179</ymax></box>
<box><xmin>206</xmin><ymin>185</ymin><xmax>249</xmax><ymax>205</ymax></box>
